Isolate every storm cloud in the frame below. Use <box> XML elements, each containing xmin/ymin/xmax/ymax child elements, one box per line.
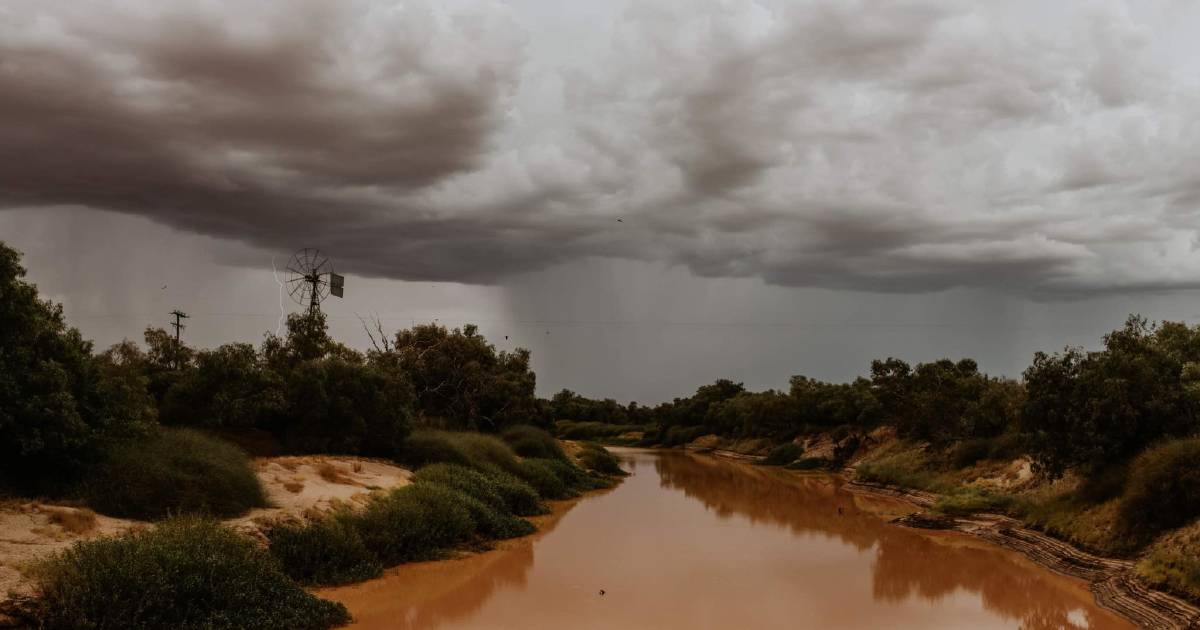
<box><xmin>4</xmin><ymin>0</ymin><xmax>1200</xmax><ymax>293</ymax></box>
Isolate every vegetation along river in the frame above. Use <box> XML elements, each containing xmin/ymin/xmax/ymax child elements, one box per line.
<box><xmin>321</xmin><ymin>449</ymin><xmax>1130</xmax><ymax>629</ymax></box>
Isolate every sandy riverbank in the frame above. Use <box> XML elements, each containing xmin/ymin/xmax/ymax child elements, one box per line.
<box><xmin>0</xmin><ymin>455</ymin><xmax>411</xmax><ymax>609</ymax></box>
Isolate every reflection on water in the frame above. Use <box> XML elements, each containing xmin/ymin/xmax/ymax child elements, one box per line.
<box><xmin>321</xmin><ymin>450</ymin><xmax>1131</xmax><ymax>630</ymax></box>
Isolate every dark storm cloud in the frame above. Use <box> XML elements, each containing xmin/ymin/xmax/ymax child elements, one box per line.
<box><xmin>3</xmin><ymin>0</ymin><xmax>1200</xmax><ymax>293</ymax></box>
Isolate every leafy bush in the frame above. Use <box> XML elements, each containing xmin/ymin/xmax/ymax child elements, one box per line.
<box><xmin>398</xmin><ymin>430</ymin><xmax>521</xmax><ymax>475</ymax></box>
<box><xmin>427</xmin><ymin>483</ymin><xmax>535</xmax><ymax>540</ymax></box>
<box><xmin>23</xmin><ymin>518</ymin><xmax>348</xmax><ymax>630</ymax></box>
<box><xmin>1118</xmin><ymin>437</ymin><xmax>1200</xmax><ymax>541</ymax></box>
<box><xmin>502</xmin><ymin>425</ymin><xmax>566</xmax><ymax>460</ymax></box>
<box><xmin>762</xmin><ymin>443</ymin><xmax>801</xmax><ymax>466</ymax></box>
<box><xmin>481</xmin><ymin>469</ymin><xmax>550</xmax><ymax>516</ymax></box>
<box><xmin>267</xmin><ymin>513</ymin><xmax>381</xmax><ymax>586</ymax></box>
<box><xmin>950</xmin><ymin>433</ymin><xmax>1025</xmax><ymax>469</ymax></box>
<box><xmin>397</xmin><ymin>430</ymin><xmax>473</xmax><ymax>469</ymax></box>
<box><xmin>577</xmin><ymin>442</ymin><xmax>625</xmax><ymax>476</ymax></box>
<box><xmin>414</xmin><ymin>463</ymin><xmax>508</xmax><ymax>509</ymax></box>
<box><xmin>513</xmin><ymin>458</ymin><xmax>573</xmax><ymax>499</ymax></box>
<box><xmin>415</xmin><ymin>463</ymin><xmax>549</xmax><ymax>517</ymax></box>
<box><xmin>85</xmin><ymin>428</ymin><xmax>267</xmax><ymax>520</ymax></box>
<box><xmin>949</xmin><ymin>439</ymin><xmax>993</xmax><ymax>469</ymax></box>
<box><xmin>785</xmin><ymin>457</ymin><xmax>832</xmax><ymax>471</ymax></box>
<box><xmin>454</xmin><ymin>432</ymin><xmax>524</xmax><ymax>474</ymax></box>
<box><xmin>356</xmin><ymin>484</ymin><xmax>475</xmax><ymax>566</ymax></box>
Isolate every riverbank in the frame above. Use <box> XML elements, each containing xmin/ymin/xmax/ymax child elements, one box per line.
<box><xmin>1</xmin><ymin>432</ymin><xmax>626</xmax><ymax>629</ymax></box>
<box><xmin>846</xmin><ymin>479</ymin><xmax>1200</xmax><ymax>629</ymax></box>
<box><xmin>666</xmin><ymin>431</ymin><xmax>1200</xmax><ymax>629</ymax></box>
<box><xmin>0</xmin><ymin>455</ymin><xmax>412</xmax><ymax>622</ymax></box>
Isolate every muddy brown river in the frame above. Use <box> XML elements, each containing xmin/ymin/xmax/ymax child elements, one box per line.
<box><xmin>320</xmin><ymin>449</ymin><xmax>1131</xmax><ymax>629</ymax></box>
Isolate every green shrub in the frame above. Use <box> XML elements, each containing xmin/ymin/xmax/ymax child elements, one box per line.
<box><xmin>661</xmin><ymin>425</ymin><xmax>709</xmax><ymax>447</ymax></box>
<box><xmin>267</xmin><ymin>513</ymin><xmax>381</xmax><ymax>586</ymax></box>
<box><xmin>950</xmin><ymin>433</ymin><xmax>1025</xmax><ymax>469</ymax></box>
<box><xmin>502</xmin><ymin>425</ymin><xmax>567</xmax><ymax>460</ymax></box>
<box><xmin>481</xmin><ymin>469</ymin><xmax>550</xmax><ymax>516</ymax></box>
<box><xmin>454</xmin><ymin>432</ymin><xmax>523</xmax><ymax>474</ymax></box>
<box><xmin>414</xmin><ymin>463</ymin><xmax>507</xmax><ymax>509</ymax></box>
<box><xmin>950</xmin><ymin>439</ymin><xmax>992</xmax><ymax>469</ymax></box>
<box><xmin>1118</xmin><ymin>437</ymin><xmax>1200</xmax><ymax>541</ymax></box>
<box><xmin>513</xmin><ymin>459</ymin><xmax>574</xmax><ymax>499</ymax></box>
<box><xmin>829</xmin><ymin>424</ymin><xmax>853</xmax><ymax>443</ymax></box>
<box><xmin>415</xmin><ymin>463</ymin><xmax>549</xmax><ymax>518</ymax></box>
<box><xmin>397</xmin><ymin>430</ymin><xmax>473</xmax><ymax>469</ymax></box>
<box><xmin>425</xmin><ymin>483</ymin><xmax>535</xmax><ymax>540</ymax></box>
<box><xmin>85</xmin><ymin>428</ymin><xmax>267</xmax><ymax>520</ymax></box>
<box><xmin>785</xmin><ymin>457</ymin><xmax>832</xmax><ymax>471</ymax></box>
<box><xmin>577</xmin><ymin>442</ymin><xmax>625</xmax><ymax>476</ymax></box>
<box><xmin>398</xmin><ymin>430</ymin><xmax>521</xmax><ymax>475</ymax></box>
<box><xmin>24</xmin><ymin>517</ymin><xmax>348</xmax><ymax>630</ymax></box>
<box><xmin>762</xmin><ymin>443</ymin><xmax>801</xmax><ymax>466</ymax></box>
<box><xmin>356</xmin><ymin>484</ymin><xmax>475</xmax><ymax>565</ymax></box>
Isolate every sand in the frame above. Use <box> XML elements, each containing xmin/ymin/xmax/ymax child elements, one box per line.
<box><xmin>0</xmin><ymin>455</ymin><xmax>411</xmax><ymax>605</ymax></box>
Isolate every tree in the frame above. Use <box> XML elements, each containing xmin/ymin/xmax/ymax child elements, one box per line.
<box><xmin>161</xmin><ymin>343</ymin><xmax>283</xmax><ymax>430</ymax></box>
<box><xmin>1020</xmin><ymin>316</ymin><xmax>1199</xmax><ymax>476</ymax></box>
<box><xmin>0</xmin><ymin>242</ymin><xmax>153</xmax><ymax>490</ymax></box>
<box><xmin>382</xmin><ymin>323</ymin><xmax>539</xmax><ymax>431</ymax></box>
<box><xmin>282</xmin><ymin>354</ymin><xmax>414</xmax><ymax>456</ymax></box>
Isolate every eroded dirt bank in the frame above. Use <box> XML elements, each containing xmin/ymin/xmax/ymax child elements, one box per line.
<box><xmin>848</xmin><ymin>479</ymin><xmax>1200</xmax><ymax>630</ymax></box>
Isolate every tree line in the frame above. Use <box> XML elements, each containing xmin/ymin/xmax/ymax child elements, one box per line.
<box><xmin>552</xmin><ymin>315</ymin><xmax>1200</xmax><ymax>477</ymax></box>
<box><xmin>6</xmin><ymin>235</ymin><xmax>1200</xmax><ymax>492</ymax></box>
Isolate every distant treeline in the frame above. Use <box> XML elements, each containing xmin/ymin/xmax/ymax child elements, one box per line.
<box><xmin>551</xmin><ymin>316</ymin><xmax>1200</xmax><ymax>478</ymax></box>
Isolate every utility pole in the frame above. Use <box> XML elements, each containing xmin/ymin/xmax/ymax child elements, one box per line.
<box><xmin>169</xmin><ymin>310</ymin><xmax>189</xmax><ymax>343</ymax></box>
<box><xmin>169</xmin><ymin>310</ymin><xmax>189</xmax><ymax>369</ymax></box>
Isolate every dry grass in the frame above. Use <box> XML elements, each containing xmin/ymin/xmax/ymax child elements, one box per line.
<box><xmin>1137</xmin><ymin>520</ymin><xmax>1200</xmax><ymax>600</ymax></box>
<box><xmin>277</xmin><ymin>460</ymin><xmax>300</xmax><ymax>472</ymax></box>
<box><xmin>45</xmin><ymin>507</ymin><xmax>97</xmax><ymax>535</ymax></box>
<box><xmin>351</xmin><ymin>462</ymin><xmax>363</xmax><ymax>474</ymax></box>
<box><xmin>316</xmin><ymin>462</ymin><xmax>352</xmax><ymax>485</ymax></box>
<box><xmin>283</xmin><ymin>481</ymin><xmax>305</xmax><ymax>494</ymax></box>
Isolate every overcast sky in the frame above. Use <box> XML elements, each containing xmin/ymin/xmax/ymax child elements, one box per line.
<box><xmin>5</xmin><ymin>0</ymin><xmax>1200</xmax><ymax>403</ymax></box>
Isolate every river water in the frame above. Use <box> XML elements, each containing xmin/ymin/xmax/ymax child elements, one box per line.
<box><xmin>321</xmin><ymin>449</ymin><xmax>1131</xmax><ymax>629</ymax></box>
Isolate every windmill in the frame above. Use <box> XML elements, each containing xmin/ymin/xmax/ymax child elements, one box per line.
<box><xmin>285</xmin><ymin>248</ymin><xmax>345</xmax><ymax>315</ymax></box>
